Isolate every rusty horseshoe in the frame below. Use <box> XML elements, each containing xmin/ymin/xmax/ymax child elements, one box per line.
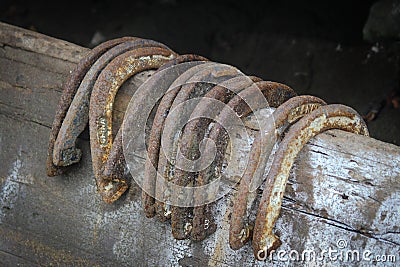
<box><xmin>173</xmin><ymin>75</ymin><xmax>262</xmax><ymax>241</ymax></box>
<box><xmin>159</xmin><ymin>64</ymin><xmax>241</xmax><ymax>239</ymax></box>
<box><xmin>191</xmin><ymin>81</ymin><xmax>297</xmax><ymax>241</ymax></box>
<box><xmin>142</xmin><ymin>61</ymin><xmax>215</xmax><ymax>218</ymax></box>
<box><xmin>47</xmin><ymin>37</ymin><xmax>138</xmax><ymax>177</ymax></box>
<box><xmin>88</xmin><ymin>46</ymin><xmax>177</xmax><ymax>203</ymax></box>
<box><xmin>252</xmin><ymin>104</ymin><xmax>369</xmax><ymax>260</ymax></box>
<box><xmin>229</xmin><ymin>95</ymin><xmax>326</xmax><ymax>250</ymax></box>
<box><xmin>52</xmin><ymin>39</ymin><xmax>172</xmax><ymax>168</ymax></box>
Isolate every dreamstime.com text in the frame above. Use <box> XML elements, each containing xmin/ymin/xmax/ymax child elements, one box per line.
<box><xmin>257</xmin><ymin>239</ymin><xmax>397</xmax><ymax>263</ymax></box>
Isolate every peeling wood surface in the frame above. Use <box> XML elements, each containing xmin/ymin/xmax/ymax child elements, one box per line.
<box><xmin>0</xmin><ymin>22</ymin><xmax>399</xmax><ymax>266</ymax></box>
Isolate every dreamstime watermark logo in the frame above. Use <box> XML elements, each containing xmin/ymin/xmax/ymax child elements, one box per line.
<box><xmin>121</xmin><ymin>61</ymin><xmax>275</xmax><ymax>207</ymax></box>
<box><xmin>257</xmin><ymin>239</ymin><xmax>397</xmax><ymax>263</ymax></box>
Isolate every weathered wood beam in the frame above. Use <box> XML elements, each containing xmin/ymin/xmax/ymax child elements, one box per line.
<box><xmin>0</xmin><ymin>22</ymin><xmax>399</xmax><ymax>266</ymax></box>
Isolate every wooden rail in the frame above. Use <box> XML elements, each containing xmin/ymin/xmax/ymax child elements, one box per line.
<box><xmin>0</xmin><ymin>22</ymin><xmax>399</xmax><ymax>266</ymax></box>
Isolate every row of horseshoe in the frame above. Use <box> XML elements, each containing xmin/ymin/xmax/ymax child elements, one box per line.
<box><xmin>46</xmin><ymin>37</ymin><xmax>369</xmax><ymax>260</ymax></box>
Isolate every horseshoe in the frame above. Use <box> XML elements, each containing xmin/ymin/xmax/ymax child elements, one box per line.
<box><xmin>157</xmin><ymin>64</ymin><xmax>241</xmax><ymax>239</ymax></box>
<box><xmin>103</xmin><ymin>55</ymin><xmax>208</xmax><ymax>216</ymax></box>
<box><xmin>193</xmin><ymin>81</ymin><xmax>296</xmax><ymax>241</ymax></box>
<box><xmin>252</xmin><ymin>104</ymin><xmax>369</xmax><ymax>260</ymax></box>
<box><xmin>172</xmin><ymin>75</ymin><xmax>262</xmax><ymax>240</ymax></box>
<box><xmin>229</xmin><ymin>95</ymin><xmax>326</xmax><ymax>250</ymax></box>
<box><xmin>89</xmin><ymin>46</ymin><xmax>177</xmax><ymax>203</ymax></box>
<box><xmin>53</xmin><ymin>39</ymin><xmax>172</xmax><ymax>168</ymax></box>
<box><xmin>151</xmin><ymin>62</ymin><xmax>226</xmax><ymax>221</ymax></box>
<box><xmin>46</xmin><ymin>37</ymin><xmax>137</xmax><ymax>176</ymax></box>
<box><xmin>141</xmin><ymin>61</ymin><xmax>215</xmax><ymax>218</ymax></box>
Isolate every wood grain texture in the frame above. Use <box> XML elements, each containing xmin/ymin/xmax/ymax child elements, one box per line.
<box><xmin>0</xmin><ymin>22</ymin><xmax>399</xmax><ymax>266</ymax></box>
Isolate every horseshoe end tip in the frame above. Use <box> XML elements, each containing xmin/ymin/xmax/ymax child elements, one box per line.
<box><xmin>143</xmin><ymin>209</ymin><xmax>156</xmax><ymax>218</ymax></box>
<box><xmin>52</xmin><ymin>147</ymin><xmax>82</xmax><ymax>167</ymax></box>
<box><xmin>100</xmin><ymin>180</ymin><xmax>129</xmax><ymax>204</ymax></box>
<box><xmin>46</xmin><ymin>155</ymin><xmax>66</xmax><ymax>177</ymax></box>
<box><xmin>229</xmin><ymin>225</ymin><xmax>253</xmax><ymax>250</ymax></box>
<box><xmin>46</xmin><ymin>165</ymin><xmax>62</xmax><ymax>177</ymax></box>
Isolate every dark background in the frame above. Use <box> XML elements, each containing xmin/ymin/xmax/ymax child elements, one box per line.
<box><xmin>1</xmin><ymin>0</ymin><xmax>399</xmax><ymax>144</ymax></box>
